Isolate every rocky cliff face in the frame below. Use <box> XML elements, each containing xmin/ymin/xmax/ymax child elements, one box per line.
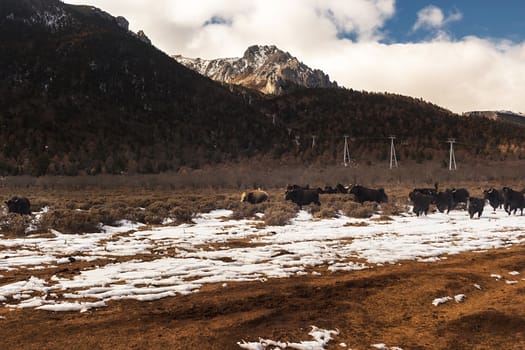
<box><xmin>173</xmin><ymin>45</ymin><xmax>338</xmax><ymax>95</ymax></box>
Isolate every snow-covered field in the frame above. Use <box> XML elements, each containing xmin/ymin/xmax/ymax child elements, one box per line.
<box><xmin>0</xmin><ymin>206</ymin><xmax>524</xmax><ymax>316</ymax></box>
<box><xmin>2</xmin><ymin>204</ymin><xmax>525</xmax><ymax>349</ymax></box>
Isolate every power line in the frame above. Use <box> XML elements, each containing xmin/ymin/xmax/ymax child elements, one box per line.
<box><xmin>281</xmin><ymin>128</ymin><xmax>514</xmax><ymax>167</ymax></box>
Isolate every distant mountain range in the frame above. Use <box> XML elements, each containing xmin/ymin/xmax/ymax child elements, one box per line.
<box><xmin>173</xmin><ymin>45</ymin><xmax>338</xmax><ymax>95</ymax></box>
<box><xmin>0</xmin><ymin>0</ymin><xmax>524</xmax><ymax>175</ymax></box>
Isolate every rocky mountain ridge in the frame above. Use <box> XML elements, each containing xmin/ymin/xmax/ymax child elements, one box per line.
<box><xmin>463</xmin><ymin>110</ymin><xmax>525</xmax><ymax>128</ymax></box>
<box><xmin>173</xmin><ymin>45</ymin><xmax>338</xmax><ymax>95</ymax></box>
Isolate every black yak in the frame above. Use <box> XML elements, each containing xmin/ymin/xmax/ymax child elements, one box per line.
<box><xmin>285</xmin><ymin>188</ymin><xmax>320</xmax><ymax>208</ymax></box>
<box><xmin>412</xmin><ymin>182</ymin><xmax>439</xmax><ymax>197</ymax></box>
<box><xmin>483</xmin><ymin>187</ymin><xmax>504</xmax><ymax>211</ymax></box>
<box><xmin>502</xmin><ymin>187</ymin><xmax>524</xmax><ymax>215</ymax></box>
<box><xmin>409</xmin><ymin>191</ymin><xmax>432</xmax><ymax>217</ymax></box>
<box><xmin>434</xmin><ymin>190</ymin><xmax>454</xmax><ymax>214</ymax></box>
<box><xmin>468</xmin><ymin>197</ymin><xmax>485</xmax><ymax>219</ymax></box>
<box><xmin>450</xmin><ymin>188</ymin><xmax>470</xmax><ymax>209</ymax></box>
<box><xmin>348</xmin><ymin>185</ymin><xmax>388</xmax><ymax>204</ymax></box>
<box><xmin>5</xmin><ymin>196</ymin><xmax>31</xmax><ymax>215</ymax></box>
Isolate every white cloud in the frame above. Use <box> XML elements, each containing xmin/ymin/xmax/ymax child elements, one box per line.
<box><xmin>309</xmin><ymin>37</ymin><xmax>525</xmax><ymax>113</ymax></box>
<box><xmin>412</xmin><ymin>5</ymin><xmax>463</xmax><ymax>32</ymax></box>
<box><xmin>64</xmin><ymin>0</ymin><xmax>396</xmax><ymax>57</ymax></box>
<box><xmin>413</xmin><ymin>5</ymin><xmax>445</xmax><ymax>31</ymax></box>
<box><xmin>62</xmin><ymin>0</ymin><xmax>525</xmax><ymax>113</ymax></box>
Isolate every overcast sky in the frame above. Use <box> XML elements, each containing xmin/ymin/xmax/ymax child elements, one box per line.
<box><xmin>63</xmin><ymin>0</ymin><xmax>525</xmax><ymax>114</ymax></box>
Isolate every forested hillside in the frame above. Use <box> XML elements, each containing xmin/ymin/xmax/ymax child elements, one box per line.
<box><xmin>0</xmin><ymin>0</ymin><xmax>284</xmax><ymax>175</ymax></box>
<box><xmin>259</xmin><ymin>89</ymin><xmax>525</xmax><ymax>165</ymax></box>
<box><xmin>0</xmin><ymin>0</ymin><xmax>524</xmax><ymax>176</ymax></box>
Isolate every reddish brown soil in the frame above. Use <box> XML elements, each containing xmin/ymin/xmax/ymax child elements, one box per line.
<box><xmin>1</xmin><ymin>245</ymin><xmax>525</xmax><ymax>350</ymax></box>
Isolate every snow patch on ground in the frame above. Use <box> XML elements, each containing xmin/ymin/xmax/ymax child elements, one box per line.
<box><xmin>238</xmin><ymin>326</ymin><xmax>338</xmax><ymax>350</ymax></box>
<box><xmin>0</xmin><ymin>207</ymin><xmax>524</xmax><ymax>312</ymax></box>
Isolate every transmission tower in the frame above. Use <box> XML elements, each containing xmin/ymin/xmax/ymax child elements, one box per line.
<box><xmin>447</xmin><ymin>139</ymin><xmax>457</xmax><ymax>170</ymax></box>
<box><xmin>389</xmin><ymin>136</ymin><xmax>398</xmax><ymax>169</ymax></box>
<box><xmin>343</xmin><ymin>135</ymin><xmax>351</xmax><ymax>167</ymax></box>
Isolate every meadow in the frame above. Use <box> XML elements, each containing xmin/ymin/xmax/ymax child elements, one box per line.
<box><xmin>0</xmin><ymin>162</ymin><xmax>524</xmax><ymax>349</ymax></box>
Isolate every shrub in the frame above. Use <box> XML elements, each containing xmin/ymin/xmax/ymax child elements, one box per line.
<box><xmin>306</xmin><ymin>203</ymin><xmax>321</xmax><ymax>216</ymax></box>
<box><xmin>380</xmin><ymin>200</ymin><xmax>405</xmax><ymax>216</ymax></box>
<box><xmin>171</xmin><ymin>206</ymin><xmax>195</xmax><ymax>224</ymax></box>
<box><xmin>230</xmin><ymin>203</ymin><xmax>261</xmax><ymax>220</ymax></box>
<box><xmin>38</xmin><ymin>209</ymin><xmax>101</xmax><ymax>234</ymax></box>
<box><xmin>314</xmin><ymin>207</ymin><xmax>339</xmax><ymax>219</ymax></box>
<box><xmin>90</xmin><ymin>206</ymin><xmax>126</xmax><ymax>226</ymax></box>
<box><xmin>0</xmin><ymin>213</ymin><xmax>32</xmax><ymax>236</ymax></box>
<box><xmin>142</xmin><ymin>213</ymin><xmax>164</xmax><ymax>225</ymax></box>
<box><xmin>195</xmin><ymin>197</ymin><xmax>221</xmax><ymax>213</ymax></box>
<box><xmin>140</xmin><ymin>200</ymin><xmax>173</xmax><ymax>224</ymax></box>
<box><xmin>263</xmin><ymin>202</ymin><xmax>298</xmax><ymax>226</ymax></box>
<box><xmin>146</xmin><ymin>201</ymin><xmax>171</xmax><ymax>217</ymax></box>
<box><xmin>342</xmin><ymin>201</ymin><xmax>376</xmax><ymax>218</ymax></box>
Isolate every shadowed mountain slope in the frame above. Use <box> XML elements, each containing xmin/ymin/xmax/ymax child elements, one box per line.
<box><xmin>0</xmin><ymin>0</ymin><xmax>524</xmax><ymax>175</ymax></box>
<box><xmin>0</xmin><ymin>0</ymin><xmax>284</xmax><ymax>175</ymax></box>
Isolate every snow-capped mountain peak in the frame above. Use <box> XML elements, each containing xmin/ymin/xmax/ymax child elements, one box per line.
<box><xmin>173</xmin><ymin>45</ymin><xmax>338</xmax><ymax>95</ymax></box>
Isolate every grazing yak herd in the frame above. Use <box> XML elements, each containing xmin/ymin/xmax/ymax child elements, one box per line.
<box><xmin>3</xmin><ymin>185</ymin><xmax>524</xmax><ymax>221</ymax></box>
<box><xmin>241</xmin><ymin>183</ymin><xmax>525</xmax><ymax>219</ymax></box>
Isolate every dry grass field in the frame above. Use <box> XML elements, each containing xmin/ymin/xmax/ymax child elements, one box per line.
<box><xmin>0</xmin><ymin>163</ymin><xmax>524</xmax><ymax>350</ymax></box>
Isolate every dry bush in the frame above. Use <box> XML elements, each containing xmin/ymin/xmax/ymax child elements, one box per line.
<box><xmin>38</xmin><ymin>209</ymin><xmax>101</xmax><ymax>234</ymax></box>
<box><xmin>305</xmin><ymin>203</ymin><xmax>321</xmax><ymax>216</ymax></box>
<box><xmin>372</xmin><ymin>215</ymin><xmax>394</xmax><ymax>222</ymax></box>
<box><xmin>230</xmin><ymin>203</ymin><xmax>263</xmax><ymax>220</ymax></box>
<box><xmin>319</xmin><ymin>194</ymin><xmax>354</xmax><ymax>211</ymax></box>
<box><xmin>89</xmin><ymin>206</ymin><xmax>128</xmax><ymax>226</ymax></box>
<box><xmin>139</xmin><ymin>200</ymin><xmax>179</xmax><ymax>224</ymax></box>
<box><xmin>314</xmin><ymin>207</ymin><xmax>339</xmax><ymax>219</ymax></box>
<box><xmin>195</xmin><ymin>198</ymin><xmax>220</xmax><ymax>213</ymax></box>
<box><xmin>146</xmin><ymin>201</ymin><xmax>171</xmax><ymax>217</ymax></box>
<box><xmin>379</xmin><ymin>198</ymin><xmax>406</xmax><ymax>216</ymax></box>
<box><xmin>77</xmin><ymin>198</ymin><xmax>107</xmax><ymax>210</ymax></box>
<box><xmin>0</xmin><ymin>213</ymin><xmax>32</xmax><ymax>236</ymax></box>
<box><xmin>216</xmin><ymin>195</ymin><xmax>239</xmax><ymax>211</ymax></box>
<box><xmin>171</xmin><ymin>206</ymin><xmax>195</xmax><ymax>224</ymax></box>
<box><xmin>263</xmin><ymin>201</ymin><xmax>298</xmax><ymax>226</ymax></box>
<box><xmin>142</xmin><ymin>213</ymin><xmax>164</xmax><ymax>225</ymax></box>
<box><xmin>127</xmin><ymin>208</ymin><xmax>147</xmax><ymax>224</ymax></box>
<box><xmin>225</xmin><ymin>199</ymin><xmax>243</xmax><ymax>212</ymax></box>
<box><xmin>342</xmin><ymin>201</ymin><xmax>376</xmax><ymax>218</ymax></box>
<box><xmin>344</xmin><ymin>221</ymin><xmax>369</xmax><ymax>227</ymax></box>
<box><xmin>341</xmin><ymin>201</ymin><xmax>360</xmax><ymax>216</ymax></box>
<box><xmin>131</xmin><ymin>197</ymin><xmax>156</xmax><ymax>209</ymax></box>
